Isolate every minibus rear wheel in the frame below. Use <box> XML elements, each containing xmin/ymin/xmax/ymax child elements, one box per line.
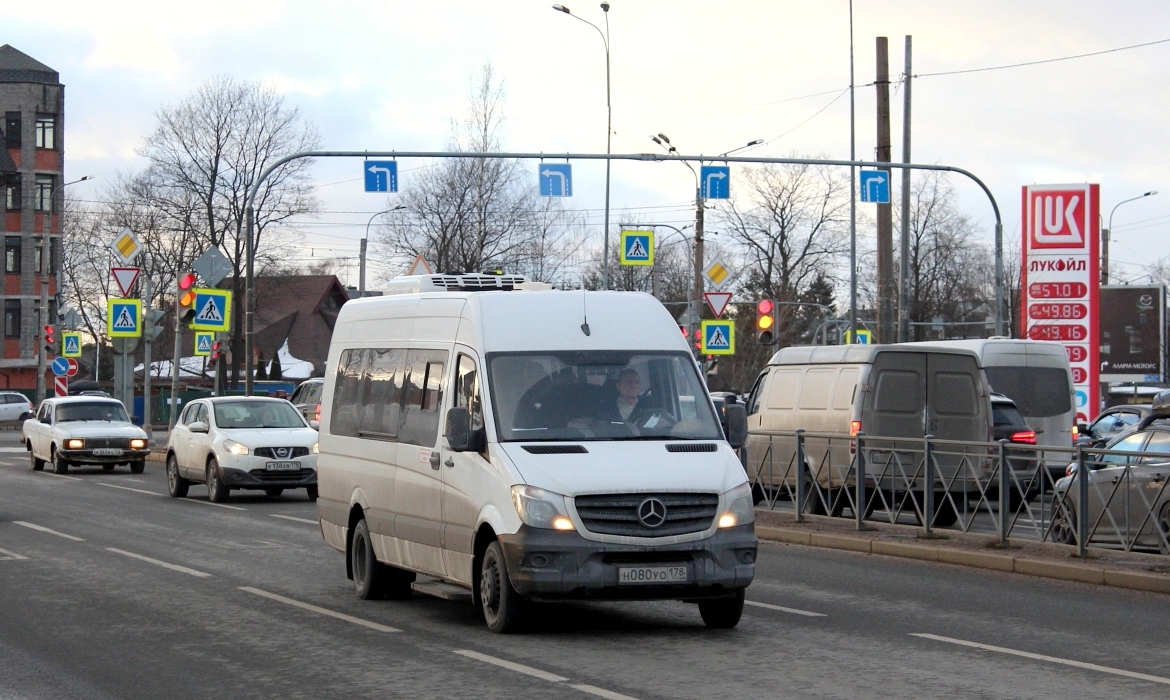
<box><xmin>351</xmin><ymin>518</ymin><xmax>415</xmax><ymax>600</ymax></box>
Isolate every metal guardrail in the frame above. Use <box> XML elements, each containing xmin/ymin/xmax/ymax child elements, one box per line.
<box><xmin>748</xmin><ymin>430</ymin><xmax>1170</xmax><ymax>557</ymax></box>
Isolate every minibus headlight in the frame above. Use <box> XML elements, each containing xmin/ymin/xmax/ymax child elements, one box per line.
<box><xmin>718</xmin><ymin>482</ymin><xmax>755</xmax><ymax>528</ymax></box>
<box><xmin>511</xmin><ymin>485</ymin><xmax>574</xmax><ymax>531</ymax></box>
<box><xmin>222</xmin><ymin>439</ymin><xmax>250</xmax><ymax>456</ymax></box>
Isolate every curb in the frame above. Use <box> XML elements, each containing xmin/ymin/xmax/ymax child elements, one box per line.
<box><xmin>755</xmin><ymin>525</ymin><xmax>1170</xmax><ymax>596</ymax></box>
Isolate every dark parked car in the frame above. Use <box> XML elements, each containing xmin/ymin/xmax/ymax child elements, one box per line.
<box><xmin>990</xmin><ymin>393</ymin><xmax>1040</xmax><ymax>509</ymax></box>
<box><xmin>289</xmin><ymin>378</ymin><xmax>324</xmax><ymax>427</ymax></box>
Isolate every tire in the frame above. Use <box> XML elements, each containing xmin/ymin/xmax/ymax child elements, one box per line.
<box><xmin>166</xmin><ymin>454</ymin><xmax>190</xmax><ymax>498</ymax></box>
<box><xmin>53</xmin><ymin>450</ymin><xmax>69</xmax><ymax>474</ymax></box>
<box><xmin>30</xmin><ymin>450</ymin><xmax>44</xmax><ymax>472</ymax></box>
<box><xmin>130</xmin><ymin>460</ymin><xmax>145</xmax><ymax>475</ymax></box>
<box><xmin>102</xmin><ymin>464</ymin><xmax>116</xmax><ymax>472</ymax></box>
<box><xmin>350</xmin><ymin>518</ymin><xmax>415</xmax><ymax>600</ymax></box>
<box><xmin>265</xmin><ymin>488</ymin><xmax>284</xmax><ymax>498</ymax></box>
<box><xmin>929</xmin><ymin>492</ymin><xmax>959</xmax><ymax>528</ymax></box>
<box><xmin>206</xmin><ymin>460</ymin><xmax>230</xmax><ymax>503</ymax></box>
<box><xmin>1158</xmin><ymin>504</ymin><xmax>1170</xmax><ymax>556</ymax></box>
<box><xmin>479</xmin><ymin>540</ymin><xmax>526</xmax><ymax>633</ymax></box>
<box><xmin>306</xmin><ymin>486</ymin><xmax>319</xmax><ymax>501</ymax></box>
<box><xmin>1051</xmin><ymin>504</ymin><xmax>1077</xmax><ymax>545</ymax></box>
<box><xmin>699</xmin><ymin>589</ymin><xmax>746</xmax><ymax>629</ymax></box>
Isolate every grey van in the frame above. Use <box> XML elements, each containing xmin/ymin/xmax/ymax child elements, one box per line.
<box><xmin>745</xmin><ymin>345</ymin><xmax>992</xmax><ymax>522</ymax></box>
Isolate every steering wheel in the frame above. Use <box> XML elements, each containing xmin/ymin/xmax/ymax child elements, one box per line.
<box><xmin>629</xmin><ymin>409</ymin><xmax>678</xmax><ymax>431</ymax></box>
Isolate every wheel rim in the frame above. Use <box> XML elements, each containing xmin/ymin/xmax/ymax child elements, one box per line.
<box><xmin>480</xmin><ymin>557</ymin><xmax>501</xmax><ymax>621</ymax></box>
<box><xmin>208</xmin><ymin>467</ymin><xmax>218</xmax><ymax>496</ymax></box>
<box><xmin>167</xmin><ymin>460</ymin><xmax>177</xmax><ymax>490</ymax></box>
<box><xmin>353</xmin><ymin>531</ymin><xmax>368</xmax><ymax>588</ymax></box>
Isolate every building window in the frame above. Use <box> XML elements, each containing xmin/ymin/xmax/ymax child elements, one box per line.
<box><xmin>34</xmin><ymin>175</ymin><xmax>54</xmax><ymax>212</ymax></box>
<box><xmin>32</xmin><ymin>239</ymin><xmax>57</xmax><ymax>274</ymax></box>
<box><xmin>4</xmin><ymin>300</ymin><xmax>20</xmax><ymax>338</ymax></box>
<box><xmin>5</xmin><ymin>236</ymin><xmax>20</xmax><ymax>274</ymax></box>
<box><xmin>4</xmin><ymin>113</ymin><xmax>19</xmax><ymax>149</ymax></box>
<box><xmin>4</xmin><ymin>178</ymin><xmax>18</xmax><ymax>211</ymax></box>
<box><xmin>34</xmin><ymin>115</ymin><xmax>55</xmax><ymax>150</ymax></box>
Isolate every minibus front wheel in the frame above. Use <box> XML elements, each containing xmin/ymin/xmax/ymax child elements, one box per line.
<box><xmin>479</xmin><ymin>540</ymin><xmax>527</xmax><ymax>633</ymax></box>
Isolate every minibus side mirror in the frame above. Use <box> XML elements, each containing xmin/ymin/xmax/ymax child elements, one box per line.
<box><xmin>445</xmin><ymin>408</ymin><xmax>471</xmax><ymax>451</ymax></box>
<box><xmin>724</xmin><ymin>403</ymin><xmax>748</xmax><ymax>449</ymax></box>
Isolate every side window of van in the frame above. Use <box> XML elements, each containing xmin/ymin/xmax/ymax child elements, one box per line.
<box><xmin>799</xmin><ymin>369</ymin><xmax>835</xmax><ymax>410</ymax></box>
<box><xmin>833</xmin><ymin>368</ymin><xmax>859</xmax><ymax>410</ymax></box>
<box><xmin>359</xmin><ymin>349</ymin><xmax>406</xmax><ymax>438</ymax></box>
<box><xmin>455</xmin><ymin>354</ymin><xmax>485</xmax><ymax>433</ymax></box>
<box><xmin>765</xmin><ymin>370</ymin><xmax>800</xmax><ymax>410</ymax></box>
<box><xmin>746</xmin><ymin>371</ymin><xmax>768</xmax><ymax>415</ymax></box>
<box><xmin>399</xmin><ymin>350</ymin><xmax>447</xmax><ymax>447</ymax></box>
<box><xmin>330</xmin><ymin>349</ymin><xmax>369</xmax><ymax>437</ymax></box>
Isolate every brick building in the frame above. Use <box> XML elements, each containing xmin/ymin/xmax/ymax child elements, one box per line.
<box><xmin>0</xmin><ymin>45</ymin><xmax>62</xmax><ymax>393</ymax></box>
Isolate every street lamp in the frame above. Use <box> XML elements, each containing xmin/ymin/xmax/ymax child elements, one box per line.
<box><xmin>552</xmin><ymin>3</ymin><xmax>612</xmax><ymax>289</ymax></box>
<box><xmin>620</xmin><ymin>221</ymin><xmax>692</xmax><ymax>301</ymax></box>
<box><xmin>1102</xmin><ymin>190</ymin><xmax>1157</xmax><ymax>285</ymax></box>
<box><xmin>361</xmin><ymin>205</ymin><xmax>406</xmax><ymax>295</ymax></box>
<box><xmin>37</xmin><ymin>175</ymin><xmax>92</xmax><ymax>402</ymax></box>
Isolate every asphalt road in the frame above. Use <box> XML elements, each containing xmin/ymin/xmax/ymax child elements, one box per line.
<box><xmin>2</xmin><ymin>433</ymin><xmax>1169</xmax><ymax>699</ymax></box>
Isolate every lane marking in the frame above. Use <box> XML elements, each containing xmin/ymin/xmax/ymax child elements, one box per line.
<box><xmin>912</xmin><ymin>633</ymin><xmax>1170</xmax><ymax>686</ymax></box>
<box><xmin>0</xmin><ymin>547</ymin><xmax>29</xmax><ymax>560</ymax></box>
<box><xmin>453</xmin><ymin>650</ymin><xmax>569</xmax><ymax>682</ymax></box>
<box><xmin>270</xmin><ymin>514</ymin><xmax>318</xmax><ymax>525</ymax></box>
<box><xmin>40</xmin><ymin>471</ymin><xmax>82</xmax><ymax>481</ymax></box>
<box><xmin>745</xmin><ymin>600</ymin><xmax>827</xmax><ymax>617</ymax></box>
<box><xmin>569</xmin><ymin>684</ymin><xmax>641</xmax><ymax>700</ymax></box>
<box><xmin>13</xmin><ymin>521</ymin><xmax>84</xmax><ymax>541</ymax></box>
<box><xmin>0</xmin><ymin>446</ymin><xmax>30</xmax><ymax>452</ymax></box>
<box><xmin>240</xmin><ymin>587</ymin><xmax>401</xmax><ymax>633</ymax></box>
<box><xmin>96</xmin><ymin>482</ymin><xmax>246</xmax><ymax>510</ymax></box>
<box><xmin>106</xmin><ymin>548</ymin><xmax>212</xmax><ymax>578</ymax></box>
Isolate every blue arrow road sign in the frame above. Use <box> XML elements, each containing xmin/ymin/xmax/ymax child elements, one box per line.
<box><xmin>859</xmin><ymin>170</ymin><xmax>890</xmax><ymax>203</ymax></box>
<box><xmin>51</xmin><ymin>357</ymin><xmax>69</xmax><ymax>376</ymax></box>
<box><xmin>538</xmin><ymin>164</ymin><xmax>572</xmax><ymax>197</ymax></box>
<box><xmin>364</xmin><ymin>161</ymin><xmax>398</xmax><ymax>193</ymax></box>
<box><xmin>700</xmin><ymin>165</ymin><xmax>730</xmax><ymax>199</ymax></box>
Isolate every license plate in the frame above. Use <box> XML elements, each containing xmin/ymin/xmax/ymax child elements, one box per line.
<box><xmin>618</xmin><ymin>566</ymin><xmax>688</xmax><ymax>585</ymax></box>
<box><xmin>93</xmin><ymin>448</ymin><xmax>123</xmax><ymax>456</ymax></box>
<box><xmin>265</xmin><ymin>461</ymin><xmax>300</xmax><ymax>471</ymax></box>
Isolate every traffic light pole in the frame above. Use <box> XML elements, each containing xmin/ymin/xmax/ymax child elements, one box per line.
<box><xmin>37</xmin><ymin>204</ymin><xmax>51</xmax><ymax>403</ymax></box>
<box><xmin>245</xmin><ymin>151</ymin><xmax>1004</xmax><ymax>394</ymax></box>
<box><xmin>142</xmin><ymin>276</ymin><xmax>152</xmax><ymax>434</ymax></box>
<box><xmin>169</xmin><ymin>275</ymin><xmax>182</xmax><ymax>429</ymax></box>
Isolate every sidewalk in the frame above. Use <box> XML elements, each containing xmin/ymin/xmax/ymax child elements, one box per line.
<box><xmin>754</xmin><ymin>508</ymin><xmax>1170</xmax><ymax>595</ymax></box>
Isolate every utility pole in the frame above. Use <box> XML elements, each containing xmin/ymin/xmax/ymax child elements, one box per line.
<box><xmin>36</xmin><ymin>199</ymin><xmax>51</xmax><ymax>402</ymax></box>
<box><xmin>898</xmin><ymin>35</ymin><xmax>913</xmax><ymax>343</ymax></box>
<box><xmin>875</xmin><ymin>37</ymin><xmax>895</xmax><ymax>344</ymax></box>
<box><xmin>848</xmin><ymin>0</ymin><xmax>858</xmax><ymax>344</ymax></box>
<box><xmin>170</xmin><ymin>270</ymin><xmax>182</xmax><ymax>429</ymax></box>
<box><xmin>693</xmin><ymin>188</ymin><xmax>705</xmax><ymax>349</ymax></box>
<box><xmin>142</xmin><ymin>276</ymin><xmax>153</xmax><ymax>435</ymax></box>
<box><xmin>358</xmin><ymin>238</ymin><xmax>367</xmax><ymax>296</ymax></box>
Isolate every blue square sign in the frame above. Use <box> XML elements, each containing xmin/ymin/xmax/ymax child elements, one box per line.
<box><xmin>364</xmin><ymin>161</ymin><xmax>398</xmax><ymax>193</ymax></box>
<box><xmin>700</xmin><ymin>165</ymin><xmax>730</xmax><ymax>199</ymax></box>
<box><xmin>538</xmin><ymin>164</ymin><xmax>572</xmax><ymax>197</ymax></box>
<box><xmin>859</xmin><ymin>169</ymin><xmax>890</xmax><ymax>203</ymax></box>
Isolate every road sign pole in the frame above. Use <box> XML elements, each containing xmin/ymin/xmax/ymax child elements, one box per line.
<box><xmin>170</xmin><ymin>264</ymin><xmax>183</xmax><ymax>427</ymax></box>
<box><xmin>143</xmin><ymin>276</ymin><xmax>152</xmax><ymax>434</ymax></box>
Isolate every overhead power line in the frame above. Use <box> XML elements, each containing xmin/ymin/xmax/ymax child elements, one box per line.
<box><xmin>915</xmin><ymin>36</ymin><xmax>1170</xmax><ymax>78</ymax></box>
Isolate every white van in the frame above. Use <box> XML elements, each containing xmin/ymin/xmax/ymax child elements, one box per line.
<box><xmin>905</xmin><ymin>339</ymin><xmax>1075</xmax><ymax>455</ymax></box>
<box><xmin>316</xmin><ymin>274</ymin><xmax>756</xmax><ymax>633</ymax></box>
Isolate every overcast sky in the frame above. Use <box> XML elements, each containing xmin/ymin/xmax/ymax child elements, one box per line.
<box><xmin>5</xmin><ymin>0</ymin><xmax>1170</xmax><ymax>288</ymax></box>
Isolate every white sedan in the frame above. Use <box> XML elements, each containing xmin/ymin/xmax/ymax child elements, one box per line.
<box><xmin>165</xmin><ymin>397</ymin><xmax>319</xmax><ymax>502</ymax></box>
<box><xmin>23</xmin><ymin>397</ymin><xmax>150</xmax><ymax>474</ymax></box>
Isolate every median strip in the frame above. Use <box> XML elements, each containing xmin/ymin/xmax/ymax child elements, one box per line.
<box><xmin>239</xmin><ymin>587</ymin><xmax>401</xmax><ymax>633</ymax></box>
<box><xmin>13</xmin><ymin>521</ymin><xmax>84</xmax><ymax>541</ymax></box>
<box><xmin>106</xmin><ymin>548</ymin><xmax>212</xmax><ymax>578</ymax></box>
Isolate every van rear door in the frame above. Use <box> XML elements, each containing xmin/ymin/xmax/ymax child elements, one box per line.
<box><xmin>865</xmin><ymin>352</ymin><xmax>926</xmax><ymax>439</ymax></box>
<box><xmin>925</xmin><ymin>352</ymin><xmax>985</xmax><ymax>443</ymax></box>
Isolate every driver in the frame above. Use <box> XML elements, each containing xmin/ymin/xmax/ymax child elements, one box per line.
<box><xmin>598</xmin><ymin>368</ymin><xmax>645</xmax><ymax>422</ymax></box>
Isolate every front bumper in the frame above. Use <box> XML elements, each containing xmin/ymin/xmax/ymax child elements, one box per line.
<box><xmin>59</xmin><ymin>448</ymin><xmax>150</xmax><ymax>464</ymax></box>
<box><xmin>498</xmin><ymin>524</ymin><xmax>757</xmax><ymax>600</ymax></box>
<box><xmin>219</xmin><ymin>465</ymin><xmax>317</xmax><ymax>489</ymax></box>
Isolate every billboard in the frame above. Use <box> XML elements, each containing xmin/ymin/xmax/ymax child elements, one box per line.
<box><xmin>1021</xmin><ymin>184</ymin><xmax>1099</xmax><ymax>422</ymax></box>
<box><xmin>1099</xmin><ymin>285</ymin><xmax>1165</xmax><ymax>383</ymax></box>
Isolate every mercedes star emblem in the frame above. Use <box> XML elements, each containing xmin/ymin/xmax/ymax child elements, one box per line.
<box><xmin>637</xmin><ymin>497</ymin><xmax>667</xmax><ymax>528</ymax></box>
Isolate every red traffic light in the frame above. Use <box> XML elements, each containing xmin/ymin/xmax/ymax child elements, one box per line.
<box><xmin>679</xmin><ymin>325</ymin><xmax>689</xmax><ymax>338</ymax></box>
<box><xmin>178</xmin><ymin>272</ymin><xmax>197</xmax><ymax>290</ymax></box>
<box><xmin>757</xmin><ymin>299</ymin><xmax>773</xmax><ymax>314</ymax></box>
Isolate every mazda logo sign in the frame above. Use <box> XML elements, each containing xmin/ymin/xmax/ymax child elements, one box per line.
<box><xmin>637</xmin><ymin>497</ymin><xmax>667</xmax><ymax>528</ymax></box>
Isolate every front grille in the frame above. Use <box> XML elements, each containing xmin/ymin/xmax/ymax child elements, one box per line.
<box><xmin>601</xmin><ymin>551</ymin><xmax>694</xmax><ymax>564</ymax></box>
<box><xmin>574</xmin><ymin>493</ymin><xmax>719</xmax><ymax>537</ymax></box>
<box><xmin>522</xmin><ymin>444</ymin><xmax>588</xmax><ymax>454</ymax></box>
<box><xmin>83</xmin><ymin>437</ymin><xmax>131</xmax><ymax>449</ymax></box>
<box><xmin>255</xmin><ymin>447</ymin><xmax>310</xmax><ymax>459</ymax></box>
<box><xmin>247</xmin><ymin>468</ymin><xmax>315</xmax><ymax>482</ymax></box>
<box><xmin>665</xmin><ymin>443</ymin><xmax>718</xmax><ymax>453</ymax></box>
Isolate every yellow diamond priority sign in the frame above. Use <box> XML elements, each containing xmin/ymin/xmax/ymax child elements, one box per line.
<box><xmin>703</xmin><ymin>258</ymin><xmax>734</xmax><ymax>290</ymax></box>
<box><xmin>109</xmin><ymin>227</ymin><xmax>141</xmax><ymax>264</ymax></box>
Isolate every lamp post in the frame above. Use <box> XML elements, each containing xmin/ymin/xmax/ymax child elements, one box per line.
<box><xmin>1102</xmin><ymin>190</ymin><xmax>1157</xmax><ymax>285</ymax></box>
<box><xmin>552</xmin><ymin>3</ymin><xmax>612</xmax><ymax>289</ymax></box>
<box><xmin>360</xmin><ymin>205</ymin><xmax>405</xmax><ymax>296</ymax></box>
<box><xmin>37</xmin><ymin>175</ymin><xmax>91</xmax><ymax>403</ymax></box>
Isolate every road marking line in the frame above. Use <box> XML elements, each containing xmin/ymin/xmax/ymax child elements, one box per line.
<box><xmin>0</xmin><ymin>547</ymin><xmax>29</xmax><ymax>560</ymax></box>
<box><xmin>454</xmin><ymin>650</ymin><xmax>569</xmax><ymax>683</ymax></box>
<box><xmin>13</xmin><ymin>521</ymin><xmax>84</xmax><ymax>541</ymax></box>
<box><xmin>95</xmin><ymin>482</ymin><xmax>246</xmax><ymax>510</ymax></box>
<box><xmin>106</xmin><ymin>548</ymin><xmax>212</xmax><ymax>578</ymax></box>
<box><xmin>187</xmin><ymin>498</ymin><xmax>247</xmax><ymax>511</ymax></box>
<box><xmin>270</xmin><ymin>514</ymin><xmax>318</xmax><ymax>524</ymax></box>
<box><xmin>569</xmin><ymin>684</ymin><xmax>641</xmax><ymax>700</ymax></box>
<box><xmin>40</xmin><ymin>471</ymin><xmax>82</xmax><ymax>481</ymax></box>
<box><xmin>745</xmin><ymin>600</ymin><xmax>827</xmax><ymax>617</ymax></box>
<box><xmin>912</xmin><ymin>633</ymin><xmax>1170</xmax><ymax>686</ymax></box>
<box><xmin>240</xmin><ymin>587</ymin><xmax>401</xmax><ymax>633</ymax></box>
<box><xmin>0</xmin><ymin>446</ymin><xmax>29</xmax><ymax>452</ymax></box>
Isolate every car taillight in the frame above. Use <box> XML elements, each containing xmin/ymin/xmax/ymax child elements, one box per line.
<box><xmin>850</xmin><ymin>420</ymin><xmax>861</xmax><ymax>436</ymax></box>
<box><xmin>1070</xmin><ymin>424</ymin><xmax>1079</xmax><ymax>444</ymax></box>
<box><xmin>314</xmin><ymin>403</ymin><xmax>321</xmax><ymax>422</ymax></box>
<box><xmin>1010</xmin><ymin>430</ymin><xmax>1036</xmax><ymax>445</ymax></box>
<box><xmin>1065</xmin><ymin>463</ymin><xmax>1077</xmax><ymax>477</ymax></box>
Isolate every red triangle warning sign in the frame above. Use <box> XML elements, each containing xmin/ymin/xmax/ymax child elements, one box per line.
<box><xmin>111</xmin><ymin>267</ymin><xmax>140</xmax><ymax>297</ymax></box>
<box><xmin>704</xmin><ymin>291</ymin><xmax>733</xmax><ymax>318</ymax></box>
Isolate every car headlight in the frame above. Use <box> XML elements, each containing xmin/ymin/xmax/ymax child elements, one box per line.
<box><xmin>65</xmin><ymin>438</ymin><xmax>84</xmax><ymax>449</ymax></box>
<box><xmin>222</xmin><ymin>439</ymin><xmax>250</xmax><ymax>456</ymax></box>
<box><xmin>130</xmin><ymin>438</ymin><xmax>147</xmax><ymax>449</ymax></box>
<box><xmin>511</xmin><ymin>485</ymin><xmax>574</xmax><ymax>530</ymax></box>
<box><xmin>717</xmin><ymin>482</ymin><xmax>755</xmax><ymax>528</ymax></box>
<box><xmin>312</xmin><ymin>442</ymin><xmax>319</xmax><ymax>454</ymax></box>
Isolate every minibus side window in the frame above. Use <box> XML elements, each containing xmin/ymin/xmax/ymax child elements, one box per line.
<box><xmin>330</xmin><ymin>349</ymin><xmax>369</xmax><ymax>437</ymax></box>
<box><xmin>400</xmin><ymin>349</ymin><xmax>447</xmax><ymax>447</ymax></box>
<box><xmin>358</xmin><ymin>349</ymin><xmax>406</xmax><ymax>438</ymax></box>
<box><xmin>455</xmin><ymin>354</ymin><xmax>485</xmax><ymax>436</ymax></box>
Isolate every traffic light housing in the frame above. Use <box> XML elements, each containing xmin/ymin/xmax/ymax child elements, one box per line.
<box><xmin>177</xmin><ymin>272</ymin><xmax>197</xmax><ymax>323</ymax></box>
<box><xmin>210</xmin><ymin>341</ymin><xmax>222</xmax><ymax>362</ymax></box>
<box><xmin>43</xmin><ymin>324</ymin><xmax>56</xmax><ymax>354</ymax></box>
<box><xmin>756</xmin><ymin>299</ymin><xmax>776</xmax><ymax>345</ymax></box>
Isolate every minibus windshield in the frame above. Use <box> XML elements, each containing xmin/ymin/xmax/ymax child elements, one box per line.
<box><xmin>487</xmin><ymin>351</ymin><xmax>724</xmax><ymax>441</ymax></box>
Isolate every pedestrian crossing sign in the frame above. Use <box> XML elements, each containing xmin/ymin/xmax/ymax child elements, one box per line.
<box><xmin>194</xmin><ymin>331</ymin><xmax>214</xmax><ymax>356</ymax></box>
<box><xmin>190</xmin><ymin>289</ymin><xmax>231</xmax><ymax>332</ymax></box>
<box><xmin>701</xmin><ymin>319</ymin><xmax>735</xmax><ymax>355</ymax></box>
<box><xmin>107</xmin><ymin>298</ymin><xmax>142</xmax><ymax>338</ymax></box>
<box><xmin>61</xmin><ymin>332</ymin><xmax>82</xmax><ymax>358</ymax></box>
<box><xmin>619</xmin><ymin>230</ymin><xmax>654</xmax><ymax>266</ymax></box>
